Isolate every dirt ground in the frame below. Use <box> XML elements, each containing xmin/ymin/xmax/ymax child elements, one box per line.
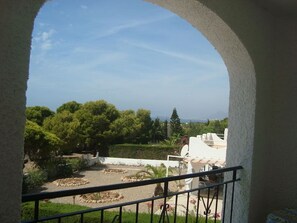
<box><xmin>36</xmin><ymin>164</ymin><xmax>180</xmax><ymax>213</ymax></box>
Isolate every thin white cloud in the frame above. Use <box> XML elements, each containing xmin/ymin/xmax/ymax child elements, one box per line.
<box><xmin>40</xmin><ymin>42</ymin><xmax>53</xmax><ymax>50</ymax></box>
<box><xmin>94</xmin><ymin>14</ymin><xmax>174</xmax><ymax>38</ymax></box>
<box><xmin>49</xmin><ymin>50</ymin><xmax>128</xmax><ymax>74</ymax></box>
<box><xmin>80</xmin><ymin>5</ymin><xmax>88</xmax><ymax>10</ymax></box>
<box><xmin>38</xmin><ymin>22</ymin><xmax>46</xmax><ymax>27</ymax></box>
<box><xmin>123</xmin><ymin>40</ymin><xmax>225</xmax><ymax>69</ymax></box>
<box><xmin>34</xmin><ymin>29</ymin><xmax>56</xmax><ymax>50</ymax></box>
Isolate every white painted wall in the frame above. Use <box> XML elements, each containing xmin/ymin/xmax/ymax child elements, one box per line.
<box><xmin>98</xmin><ymin>157</ymin><xmax>180</xmax><ymax>167</ymax></box>
<box><xmin>82</xmin><ymin>153</ymin><xmax>180</xmax><ymax>167</ymax></box>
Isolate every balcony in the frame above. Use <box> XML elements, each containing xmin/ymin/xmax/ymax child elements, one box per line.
<box><xmin>22</xmin><ymin>166</ymin><xmax>242</xmax><ymax>223</ymax></box>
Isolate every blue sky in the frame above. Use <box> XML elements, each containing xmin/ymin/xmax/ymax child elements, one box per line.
<box><xmin>27</xmin><ymin>0</ymin><xmax>229</xmax><ymax>120</ymax></box>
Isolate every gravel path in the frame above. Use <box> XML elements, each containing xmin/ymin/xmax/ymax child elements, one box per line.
<box><xmin>40</xmin><ymin>164</ymin><xmax>179</xmax><ymax>213</ymax></box>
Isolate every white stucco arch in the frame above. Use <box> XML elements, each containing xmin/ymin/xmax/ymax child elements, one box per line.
<box><xmin>146</xmin><ymin>1</ymin><xmax>256</xmax><ymax>222</ymax></box>
<box><xmin>33</xmin><ymin>0</ymin><xmax>257</xmax><ymax>221</ymax></box>
<box><xmin>1</xmin><ymin>1</ymin><xmax>297</xmax><ymax>223</ymax></box>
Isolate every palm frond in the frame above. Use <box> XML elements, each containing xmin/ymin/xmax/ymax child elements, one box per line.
<box><xmin>135</xmin><ymin>163</ymin><xmax>172</xmax><ymax>180</ymax></box>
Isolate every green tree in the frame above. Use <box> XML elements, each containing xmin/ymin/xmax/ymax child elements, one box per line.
<box><xmin>74</xmin><ymin>100</ymin><xmax>120</xmax><ymax>155</ymax></box>
<box><xmin>184</xmin><ymin>121</ymin><xmax>202</xmax><ymax>136</ymax></box>
<box><xmin>183</xmin><ymin>118</ymin><xmax>228</xmax><ymax>137</ymax></box>
<box><xmin>208</xmin><ymin>118</ymin><xmax>228</xmax><ymax>134</ymax></box>
<box><xmin>161</xmin><ymin>134</ymin><xmax>181</xmax><ymax>146</ymax></box>
<box><xmin>162</xmin><ymin>120</ymin><xmax>168</xmax><ymax>139</ymax></box>
<box><xmin>24</xmin><ymin>120</ymin><xmax>63</xmax><ymax>162</ymax></box>
<box><xmin>151</xmin><ymin>118</ymin><xmax>164</xmax><ymax>143</ymax></box>
<box><xmin>170</xmin><ymin>108</ymin><xmax>183</xmax><ymax>136</ymax></box>
<box><xmin>110</xmin><ymin>110</ymin><xmax>141</xmax><ymax>144</ymax></box>
<box><xmin>43</xmin><ymin>111</ymin><xmax>80</xmax><ymax>154</ymax></box>
<box><xmin>221</xmin><ymin>118</ymin><xmax>228</xmax><ymax>130</ymax></box>
<box><xmin>56</xmin><ymin>101</ymin><xmax>81</xmax><ymax>113</ymax></box>
<box><xmin>26</xmin><ymin>106</ymin><xmax>55</xmax><ymax>126</ymax></box>
<box><xmin>135</xmin><ymin>109</ymin><xmax>152</xmax><ymax>144</ymax></box>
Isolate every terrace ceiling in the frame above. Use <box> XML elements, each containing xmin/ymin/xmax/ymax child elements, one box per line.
<box><xmin>251</xmin><ymin>0</ymin><xmax>297</xmax><ymax>16</ymax></box>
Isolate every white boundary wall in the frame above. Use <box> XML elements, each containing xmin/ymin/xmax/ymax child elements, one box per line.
<box><xmin>83</xmin><ymin>152</ymin><xmax>180</xmax><ymax>167</ymax></box>
<box><xmin>97</xmin><ymin>156</ymin><xmax>180</xmax><ymax>167</ymax></box>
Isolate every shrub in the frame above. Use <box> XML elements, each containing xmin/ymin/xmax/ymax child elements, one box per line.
<box><xmin>109</xmin><ymin>144</ymin><xmax>180</xmax><ymax>160</ymax></box>
<box><xmin>56</xmin><ymin>163</ymin><xmax>73</xmax><ymax>178</ymax></box>
<box><xmin>22</xmin><ymin>169</ymin><xmax>47</xmax><ymax>194</ymax></box>
<box><xmin>66</xmin><ymin>158</ymin><xmax>88</xmax><ymax>172</ymax></box>
<box><xmin>39</xmin><ymin>158</ymin><xmax>73</xmax><ymax>180</ymax></box>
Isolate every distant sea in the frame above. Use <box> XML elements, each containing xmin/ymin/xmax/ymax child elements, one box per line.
<box><xmin>152</xmin><ymin>111</ymin><xmax>227</xmax><ymax>123</ymax></box>
<box><xmin>152</xmin><ymin>116</ymin><xmax>207</xmax><ymax>123</ymax></box>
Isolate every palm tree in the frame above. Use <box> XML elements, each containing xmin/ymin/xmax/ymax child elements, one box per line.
<box><xmin>136</xmin><ymin>164</ymin><xmax>171</xmax><ymax>196</ymax></box>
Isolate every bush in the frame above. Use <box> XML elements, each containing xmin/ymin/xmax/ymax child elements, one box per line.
<box><xmin>39</xmin><ymin>158</ymin><xmax>73</xmax><ymax>180</ymax></box>
<box><xmin>22</xmin><ymin>169</ymin><xmax>47</xmax><ymax>194</ymax></box>
<box><xmin>109</xmin><ymin>144</ymin><xmax>180</xmax><ymax>160</ymax></box>
<box><xmin>56</xmin><ymin>163</ymin><xmax>73</xmax><ymax>178</ymax></box>
<box><xmin>66</xmin><ymin>158</ymin><xmax>88</xmax><ymax>172</ymax></box>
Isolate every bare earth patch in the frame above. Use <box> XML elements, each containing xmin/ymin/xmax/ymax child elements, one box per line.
<box><xmin>79</xmin><ymin>191</ymin><xmax>124</xmax><ymax>203</ymax></box>
<box><xmin>53</xmin><ymin>178</ymin><xmax>90</xmax><ymax>187</ymax></box>
<box><xmin>121</xmin><ymin>174</ymin><xmax>145</xmax><ymax>182</ymax></box>
<box><xmin>103</xmin><ymin>168</ymin><xmax>127</xmax><ymax>174</ymax></box>
<box><xmin>42</xmin><ymin>165</ymin><xmax>175</xmax><ymax>212</ymax></box>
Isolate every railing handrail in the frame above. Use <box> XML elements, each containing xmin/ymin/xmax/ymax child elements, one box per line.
<box><xmin>22</xmin><ymin>165</ymin><xmax>242</xmax><ymax>202</ymax></box>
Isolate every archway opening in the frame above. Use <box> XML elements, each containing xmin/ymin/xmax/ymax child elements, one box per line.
<box><xmin>27</xmin><ymin>0</ymin><xmax>256</xmax><ymax>222</ymax></box>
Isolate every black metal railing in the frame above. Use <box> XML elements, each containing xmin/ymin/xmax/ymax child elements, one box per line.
<box><xmin>22</xmin><ymin>166</ymin><xmax>242</xmax><ymax>223</ymax></box>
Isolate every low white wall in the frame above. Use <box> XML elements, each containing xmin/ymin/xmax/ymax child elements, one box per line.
<box><xmin>98</xmin><ymin>156</ymin><xmax>180</xmax><ymax>167</ymax></box>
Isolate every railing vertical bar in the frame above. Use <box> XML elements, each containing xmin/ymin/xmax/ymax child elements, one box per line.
<box><xmin>58</xmin><ymin>217</ymin><xmax>61</xmax><ymax>223</ymax></box>
<box><xmin>174</xmin><ymin>194</ymin><xmax>178</xmax><ymax>223</ymax></box>
<box><xmin>80</xmin><ymin>213</ymin><xmax>84</xmax><ymax>223</ymax></box>
<box><xmin>163</xmin><ymin>181</ymin><xmax>169</xmax><ymax>223</ymax></box>
<box><xmin>150</xmin><ymin>200</ymin><xmax>154</xmax><ymax>223</ymax></box>
<box><xmin>34</xmin><ymin>200</ymin><xmax>39</xmax><ymax>222</ymax></box>
<box><xmin>205</xmin><ymin>187</ymin><xmax>211</xmax><ymax>223</ymax></box>
<box><xmin>230</xmin><ymin>170</ymin><xmax>237</xmax><ymax>223</ymax></box>
<box><xmin>196</xmin><ymin>190</ymin><xmax>201</xmax><ymax>222</ymax></box>
<box><xmin>222</xmin><ymin>183</ymin><xmax>228</xmax><ymax>223</ymax></box>
<box><xmin>185</xmin><ymin>192</ymin><xmax>190</xmax><ymax>223</ymax></box>
<box><xmin>135</xmin><ymin>203</ymin><xmax>139</xmax><ymax>223</ymax></box>
<box><xmin>119</xmin><ymin>206</ymin><xmax>123</xmax><ymax>223</ymax></box>
<box><xmin>214</xmin><ymin>186</ymin><xmax>220</xmax><ymax>223</ymax></box>
<box><xmin>100</xmin><ymin>209</ymin><xmax>104</xmax><ymax>223</ymax></box>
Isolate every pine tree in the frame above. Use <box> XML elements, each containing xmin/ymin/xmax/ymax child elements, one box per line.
<box><xmin>170</xmin><ymin>108</ymin><xmax>183</xmax><ymax>136</ymax></box>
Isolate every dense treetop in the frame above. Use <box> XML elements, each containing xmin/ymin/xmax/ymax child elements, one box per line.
<box><xmin>56</xmin><ymin>101</ymin><xmax>81</xmax><ymax>113</ymax></box>
<box><xmin>24</xmin><ymin>100</ymin><xmax>228</xmax><ymax>160</ymax></box>
<box><xmin>26</xmin><ymin>106</ymin><xmax>55</xmax><ymax>126</ymax></box>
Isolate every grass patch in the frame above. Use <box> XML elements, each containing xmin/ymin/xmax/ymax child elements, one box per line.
<box><xmin>22</xmin><ymin>202</ymin><xmax>220</xmax><ymax>223</ymax></box>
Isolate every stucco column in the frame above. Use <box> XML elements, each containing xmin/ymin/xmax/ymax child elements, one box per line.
<box><xmin>263</xmin><ymin>17</ymin><xmax>297</xmax><ymax>214</ymax></box>
<box><xmin>0</xmin><ymin>1</ymin><xmax>44</xmax><ymax>222</ymax></box>
<box><xmin>146</xmin><ymin>1</ymin><xmax>259</xmax><ymax>222</ymax></box>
